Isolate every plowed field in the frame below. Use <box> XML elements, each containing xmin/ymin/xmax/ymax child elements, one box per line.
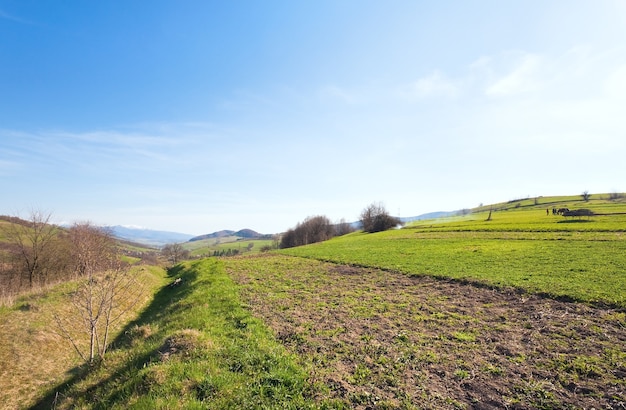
<box><xmin>227</xmin><ymin>254</ymin><xmax>626</xmax><ymax>409</ymax></box>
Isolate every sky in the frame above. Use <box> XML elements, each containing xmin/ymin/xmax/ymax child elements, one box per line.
<box><xmin>1</xmin><ymin>1</ymin><xmax>625</xmax><ymax>235</ymax></box>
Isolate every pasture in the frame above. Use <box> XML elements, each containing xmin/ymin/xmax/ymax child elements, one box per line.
<box><xmin>183</xmin><ymin>236</ymin><xmax>275</xmax><ymax>257</ymax></box>
<box><xmin>281</xmin><ymin>202</ymin><xmax>626</xmax><ymax>308</ymax></box>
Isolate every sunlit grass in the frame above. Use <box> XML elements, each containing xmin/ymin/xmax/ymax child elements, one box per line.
<box><xmin>35</xmin><ymin>259</ymin><xmax>317</xmax><ymax>409</ymax></box>
<box><xmin>281</xmin><ymin>198</ymin><xmax>626</xmax><ymax>307</ymax></box>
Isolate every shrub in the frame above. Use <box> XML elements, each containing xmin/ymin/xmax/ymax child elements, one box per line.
<box><xmin>360</xmin><ymin>203</ymin><xmax>401</xmax><ymax>233</ymax></box>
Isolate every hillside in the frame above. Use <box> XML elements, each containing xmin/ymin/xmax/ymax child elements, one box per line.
<box><xmin>189</xmin><ymin>228</ymin><xmax>266</xmax><ymax>242</ymax></box>
<box><xmin>3</xmin><ymin>193</ymin><xmax>626</xmax><ymax>409</ymax></box>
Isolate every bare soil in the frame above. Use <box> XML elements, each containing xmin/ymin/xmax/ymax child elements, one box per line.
<box><xmin>228</xmin><ymin>255</ymin><xmax>626</xmax><ymax>410</ymax></box>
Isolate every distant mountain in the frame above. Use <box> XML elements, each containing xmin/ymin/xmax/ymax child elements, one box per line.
<box><xmin>189</xmin><ymin>229</ymin><xmax>265</xmax><ymax>242</ymax></box>
<box><xmin>107</xmin><ymin>226</ymin><xmax>194</xmax><ymax>247</ymax></box>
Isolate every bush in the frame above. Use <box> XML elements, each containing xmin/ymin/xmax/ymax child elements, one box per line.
<box><xmin>360</xmin><ymin>203</ymin><xmax>401</xmax><ymax>233</ymax></box>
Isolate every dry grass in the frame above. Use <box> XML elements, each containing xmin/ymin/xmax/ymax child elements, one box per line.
<box><xmin>0</xmin><ymin>266</ymin><xmax>165</xmax><ymax>410</ymax></box>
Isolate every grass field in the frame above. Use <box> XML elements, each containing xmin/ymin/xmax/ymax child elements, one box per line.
<box><xmin>227</xmin><ymin>254</ymin><xmax>626</xmax><ymax>409</ymax></box>
<box><xmin>280</xmin><ymin>200</ymin><xmax>626</xmax><ymax>308</ymax></box>
<box><xmin>2</xmin><ymin>194</ymin><xmax>625</xmax><ymax>408</ymax></box>
<box><xmin>183</xmin><ymin>236</ymin><xmax>276</xmax><ymax>257</ymax></box>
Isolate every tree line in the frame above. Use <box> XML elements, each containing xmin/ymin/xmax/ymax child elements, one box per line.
<box><xmin>279</xmin><ymin>203</ymin><xmax>401</xmax><ymax>249</ymax></box>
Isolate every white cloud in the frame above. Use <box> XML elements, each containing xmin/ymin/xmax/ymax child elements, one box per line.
<box><xmin>410</xmin><ymin>71</ymin><xmax>458</xmax><ymax>98</ymax></box>
<box><xmin>485</xmin><ymin>52</ymin><xmax>543</xmax><ymax>97</ymax></box>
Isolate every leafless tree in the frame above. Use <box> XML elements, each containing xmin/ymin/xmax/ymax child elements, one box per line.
<box><xmin>5</xmin><ymin>210</ymin><xmax>61</xmax><ymax>288</ymax></box>
<box><xmin>582</xmin><ymin>191</ymin><xmax>591</xmax><ymax>202</ymax></box>
<box><xmin>55</xmin><ymin>223</ymin><xmax>143</xmax><ymax>364</ymax></box>
<box><xmin>360</xmin><ymin>202</ymin><xmax>401</xmax><ymax>233</ymax></box>
<box><xmin>279</xmin><ymin>215</ymin><xmax>335</xmax><ymax>248</ymax></box>
<box><xmin>161</xmin><ymin>243</ymin><xmax>189</xmax><ymax>265</ymax></box>
<box><xmin>334</xmin><ymin>218</ymin><xmax>355</xmax><ymax>236</ymax></box>
<box><xmin>68</xmin><ymin>222</ymin><xmax>117</xmax><ymax>278</ymax></box>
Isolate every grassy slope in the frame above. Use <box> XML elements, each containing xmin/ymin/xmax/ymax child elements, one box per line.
<box><xmin>0</xmin><ymin>265</ymin><xmax>165</xmax><ymax>410</ymax></box>
<box><xmin>280</xmin><ymin>196</ymin><xmax>626</xmax><ymax>308</ymax></box>
<box><xmin>32</xmin><ymin>259</ymin><xmax>319</xmax><ymax>410</ymax></box>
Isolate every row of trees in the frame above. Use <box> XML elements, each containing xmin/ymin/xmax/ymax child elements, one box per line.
<box><xmin>280</xmin><ymin>215</ymin><xmax>339</xmax><ymax>249</ymax></box>
<box><xmin>279</xmin><ymin>203</ymin><xmax>401</xmax><ymax>249</ymax></box>
<box><xmin>0</xmin><ymin>212</ymin><xmax>134</xmax><ymax>293</ymax></box>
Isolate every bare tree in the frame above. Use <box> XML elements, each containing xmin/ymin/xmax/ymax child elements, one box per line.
<box><xmin>161</xmin><ymin>243</ymin><xmax>189</xmax><ymax>265</ymax></box>
<box><xmin>5</xmin><ymin>210</ymin><xmax>60</xmax><ymax>288</ymax></box>
<box><xmin>334</xmin><ymin>218</ymin><xmax>355</xmax><ymax>236</ymax></box>
<box><xmin>581</xmin><ymin>191</ymin><xmax>591</xmax><ymax>202</ymax></box>
<box><xmin>56</xmin><ymin>264</ymin><xmax>143</xmax><ymax>364</ymax></box>
<box><xmin>279</xmin><ymin>215</ymin><xmax>335</xmax><ymax>248</ymax></box>
<box><xmin>68</xmin><ymin>222</ymin><xmax>117</xmax><ymax>278</ymax></box>
<box><xmin>360</xmin><ymin>202</ymin><xmax>401</xmax><ymax>233</ymax></box>
<box><xmin>55</xmin><ymin>223</ymin><xmax>143</xmax><ymax>364</ymax></box>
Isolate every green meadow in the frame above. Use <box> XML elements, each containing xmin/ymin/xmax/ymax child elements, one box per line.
<box><xmin>183</xmin><ymin>237</ymin><xmax>276</xmax><ymax>257</ymax></box>
<box><xmin>280</xmin><ymin>198</ymin><xmax>626</xmax><ymax>308</ymax></box>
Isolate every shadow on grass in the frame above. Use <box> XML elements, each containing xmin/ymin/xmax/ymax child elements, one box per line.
<box><xmin>29</xmin><ymin>263</ymin><xmax>199</xmax><ymax>410</ymax></box>
<box><xmin>556</xmin><ymin>219</ymin><xmax>593</xmax><ymax>224</ymax></box>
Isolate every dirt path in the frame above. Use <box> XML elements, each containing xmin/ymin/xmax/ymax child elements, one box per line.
<box><xmin>228</xmin><ymin>255</ymin><xmax>626</xmax><ymax>409</ymax></box>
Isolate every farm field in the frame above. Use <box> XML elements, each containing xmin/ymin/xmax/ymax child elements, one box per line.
<box><xmin>227</xmin><ymin>254</ymin><xmax>626</xmax><ymax>409</ymax></box>
<box><xmin>183</xmin><ymin>236</ymin><xmax>276</xmax><ymax>257</ymax></box>
<box><xmin>281</xmin><ymin>202</ymin><xmax>626</xmax><ymax>308</ymax></box>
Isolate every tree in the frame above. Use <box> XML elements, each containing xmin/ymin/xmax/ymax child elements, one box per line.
<box><xmin>279</xmin><ymin>215</ymin><xmax>335</xmax><ymax>248</ymax></box>
<box><xmin>6</xmin><ymin>210</ymin><xmax>61</xmax><ymax>288</ymax></box>
<box><xmin>582</xmin><ymin>191</ymin><xmax>591</xmax><ymax>202</ymax></box>
<box><xmin>334</xmin><ymin>218</ymin><xmax>355</xmax><ymax>236</ymax></box>
<box><xmin>161</xmin><ymin>243</ymin><xmax>189</xmax><ymax>265</ymax></box>
<box><xmin>68</xmin><ymin>222</ymin><xmax>117</xmax><ymax>278</ymax></box>
<box><xmin>360</xmin><ymin>202</ymin><xmax>401</xmax><ymax>233</ymax></box>
<box><xmin>55</xmin><ymin>223</ymin><xmax>143</xmax><ymax>364</ymax></box>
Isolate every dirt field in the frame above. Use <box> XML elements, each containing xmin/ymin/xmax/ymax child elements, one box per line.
<box><xmin>228</xmin><ymin>255</ymin><xmax>626</xmax><ymax>409</ymax></box>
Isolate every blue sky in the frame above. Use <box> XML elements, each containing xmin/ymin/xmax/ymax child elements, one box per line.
<box><xmin>1</xmin><ymin>1</ymin><xmax>625</xmax><ymax>235</ymax></box>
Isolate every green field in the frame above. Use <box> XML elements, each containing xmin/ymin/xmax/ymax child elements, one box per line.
<box><xmin>183</xmin><ymin>236</ymin><xmax>276</xmax><ymax>257</ymax></box>
<box><xmin>281</xmin><ymin>198</ymin><xmax>626</xmax><ymax>308</ymax></box>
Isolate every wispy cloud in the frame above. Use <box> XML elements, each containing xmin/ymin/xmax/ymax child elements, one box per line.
<box><xmin>0</xmin><ymin>8</ymin><xmax>36</xmax><ymax>25</ymax></box>
<box><xmin>318</xmin><ymin>85</ymin><xmax>360</xmax><ymax>104</ymax></box>
<box><xmin>410</xmin><ymin>71</ymin><xmax>459</xmax><ymax>98</ymax></box>
<box><xmin>485</xmin><ymin>52</ymin><xmax>543</xmax><ymax>97</ymax></box>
